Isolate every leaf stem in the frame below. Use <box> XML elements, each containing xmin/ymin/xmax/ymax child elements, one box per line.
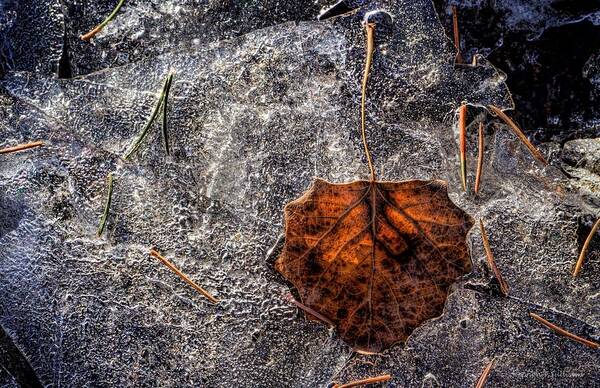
<box><xmin>81</xmin><ymin>0</ymin><xmax>126</xmax><ymax>41</ymax></box>
<box><xmin>529</xmin><ymin>312</ymin><xmax>598</xmax><ymax>349</ymax></box>
<box><xmin>362</xmin><ymin>22</ymin><xmax>376</xmax><ymax>182</ymax></box>
<box><xmin>474</xmin><ymin>122</ymin><xmax>484</xmax><ymax>194</ymax></box>
<box><xmin>149</xmin><ymin>249</ymin><xmax>219</xmax><ymax>304</ymax></box>
<box><xmin>161</xmin><ymin>72</ymin><xmax>175</xmax><ymax>155</ymax></box>
<box><xmin>458</xmin><ymin>104</ymin><xmax>467</xmax><ymax>191</ymax></box>
<box><xmin>573</xmin><ymin>217</ymin><xmax>600</xmax><ymax>277</ymax></box>
<box><xmin>479</xmin><ymin>219</ymin><xmax>509</xmax><ymax>296</ymax></box>
<box><xmin>123</xmin><ymin>73</ymin><xmax>172</xmax><ymax>160</ymax></box>
<box><xmin>474</xmin><ymin>358</ymin><xmax>495</xmax><ymax>388</ymax></box>
<box><xmin>334</xmin><ymin>374</ymin><xmax>392</xmax><ymax>388</ymax></box>
<box><xmin>488</xmin><ymin>105</ymin><xmax>548</xmax><ymax>165</ymax></box>
<box><xmin>0</xmin><ymin>141</ymin><xmax>44</xmax><ymax>154</ymax></box>
<box><xmin>97</xmin><ymin>172</ymin><xmax>114</xmax><ymax>237</ymax></box>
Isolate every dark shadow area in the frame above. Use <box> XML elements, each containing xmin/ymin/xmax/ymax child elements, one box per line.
<box><xmin>58</xmin><ymin>32</ymin><xmax>73</xmax><ymax>79</ymax></box>
<box><xmin>434</xmin><ymin>1</ymin><xmax>600</xmax><ymax>144</ymax></box>
<box><xmin>0</xmin><ymin>324</ymin><xmax>43</xmax><ymax>388</ymax></box>
<box><xmin>0</xmin><ymin>194</ymin><xmax>24</xmax><ymax>238</ymax></box>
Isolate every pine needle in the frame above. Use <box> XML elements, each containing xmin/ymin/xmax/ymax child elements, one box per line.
<box><xmin>451</xmin><ymin>5</ymin><xmax>463</xmax><ymax>63</ymax></box>
<box><xmin>81</xmin><ymin>0</ymin><xmax>126</xmax><ymax>41</ymax></box>
<box><xmin>458</xmin><ymin>104</ymin><xmax>468</xmax><ymax>191</ymax></box>
<box><xmin>573</xmin><ymin>218</ymin><xmax>600</xmax><ymax>277</ymax></box>
<box><xmin>149</xmin><ymin>249</ymin><xmax>218</xmax><ymax>304</ymax></box>
<box><xmin>123</xmin><ymin>73</ymin><xmax>172</xmax><ymax>160</ymax></box>
<box><xmin>285</xmin><ymin>294</ymin><xmax>334</xmax><ymax>327</ymax></box>
<box><xmin>479</xmin><ymin>219</ymin><xmax>509</xmax><ymax>296</ymax></box>
<box><xmin>475</xmin><ymin>358</ymin><xmax>495</xmax><ymax>388</ymax></box>
<box><xmin>0</xmin><ymin>141</ymin><xmax>44</xmax><ymax>154</ymax></box>
<box><xmin>333</xmin><ymin>374</ymin><xmax>392</xmax><ymax>388</ymax></box>
<box><xmin>529</xmin><ymin>312</ymin><xmax>599</xmax><ymax>349</ymax></box>
<box><xmin>97</xmin><ymin>173</ymin><xmax>114</xmax><ymax>237</ymax></box>
<box><xmin>488</xmin><ymin>105</ymin><xmax>548</xmax><ymax>165</ymax></box>
<box><xmin>475</xmin><ymin>122</ymin><xmax>484</xmax><ymax>194</ymax></box>
<box><xmin>161</xmin><ymin>72</ymin><xmax>175</xmax><ymax>155</ymax></box>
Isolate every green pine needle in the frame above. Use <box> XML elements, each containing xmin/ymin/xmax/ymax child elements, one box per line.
<box><xmin>161</xmin><ymin>72</ymin><xmax>175</xmax><ymax>155</ymax></box>
<box><xmin>97</xmin><ymin>172</ymin><xmax>114</xmax><ymax>237</ymax></box>
<box><xmin>123</xmin><ymin>72</ymin><xmax>174</xmax><ymax>160</ymax></box>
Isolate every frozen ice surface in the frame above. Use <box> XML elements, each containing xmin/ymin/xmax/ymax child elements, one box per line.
<box><xmin>0</xmin><ymin>0</ymin><xmax>598</xmax><ymax>386</ymax></box>
<box><xmin>562</xmin><ymin>138</ymin><xmax>600</xmax><ymax>210</ymax></box>
<box><xmin>63</xmin><ymin>0</ymin><xmax>333</xmax><ymax>77</ymax></box>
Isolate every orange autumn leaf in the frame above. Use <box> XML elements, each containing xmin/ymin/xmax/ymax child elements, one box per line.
<box><xmin>275</xmin><ymin>178</ymin><xmax>473</xmax><ymax>353</ymax></box>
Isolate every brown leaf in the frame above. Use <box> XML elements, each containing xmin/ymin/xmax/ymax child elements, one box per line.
<box><xmin>275</xmin><ymin>178</ymin><xmax>473</xmax><ymax>353</ymax></box>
